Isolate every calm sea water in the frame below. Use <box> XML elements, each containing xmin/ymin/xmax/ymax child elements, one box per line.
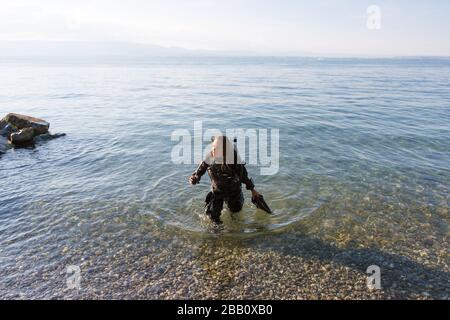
<box><xmin>0</xmin><ymin>57</ymin><xmax>449</xmax><ymax>298</ymax></box>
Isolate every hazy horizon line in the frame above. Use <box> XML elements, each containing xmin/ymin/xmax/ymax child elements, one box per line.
<box><xmin>0</xmin><ymin>40</ymin><xmax>449</xmax><ymax>59</ymax></box>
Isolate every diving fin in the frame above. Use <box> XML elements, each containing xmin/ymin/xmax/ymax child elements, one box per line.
<box><xmin>252</xmin><ymin>194</ymin><xmax>272</xmax><ymax>214</ymax></box>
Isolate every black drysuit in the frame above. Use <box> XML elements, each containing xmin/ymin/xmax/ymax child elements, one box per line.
<box><xmin>192</xmin><ymin>161</ymin><xmax>255</xmax><ymax>222</ymax></box>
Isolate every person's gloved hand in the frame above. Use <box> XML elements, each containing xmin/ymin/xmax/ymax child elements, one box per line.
<box><xmin>251</xmin><ymin>189</ymin><xmax>261</xmax><ymax>200</ymax></box>
<box><xmin>189</xmin><ymin>175</ymin><xmax>199</xmax><ymax>185</ymax></box>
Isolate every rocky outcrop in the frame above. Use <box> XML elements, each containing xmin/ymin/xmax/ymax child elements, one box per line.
<box><xmin>0</xmin><ymin>136</ymin><xmax>7</xmax><ymax>154</ymax></box>
<box><xmin>0</xmin><ymin>123</ymin><xmax>16</xmax><ymax>139</ymax></box>
<box><xmin>10</xmin><ymin>127</ymin><xmax>35</xmax><ymax>144</ymax></box>
<box><xmin>4</xmin><ymin>113</ymin><xmax>49</xmax><ymax>136</ymax></box>
<box><xmin>1</xmin><ymin>113</ymin><xmax>61</xmax><ymax>152</ymax></box>
<box><xmin>37</xmin><ymin>132</ymin><xmax>67</xmax><ymax>141</ymax></box>
<box><xmin>0</xmin><ymin>119</ymin><xmax>11</xmax><ymax>153</ymax></box>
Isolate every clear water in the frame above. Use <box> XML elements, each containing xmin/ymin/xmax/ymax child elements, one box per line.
<box><xmin>0</xmin><ymin>57</ymin><xmax>449</xmax><ymax>298</ymax></box>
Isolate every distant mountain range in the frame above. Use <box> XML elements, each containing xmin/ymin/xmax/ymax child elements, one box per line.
<box><xmin>0</xmin><ymin>41</ymin><xmax>448</xmax><ymax>59</ymax></box>
<box><xmin>0</xmin><ymin>41</ymin><xmax>251</xmax><ymax>58</ymax></box>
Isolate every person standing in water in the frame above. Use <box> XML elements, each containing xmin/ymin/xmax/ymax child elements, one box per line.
<box><xmin>189</xmin><ymin>136</ymin><xmax>261</xmax><ymax>224</ymax></box>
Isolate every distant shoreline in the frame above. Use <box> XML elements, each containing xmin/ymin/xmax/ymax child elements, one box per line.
<box><xmin>0</xmin><ymin>41</ymin><xmax>449</xmax><ymax>60</ymax></box>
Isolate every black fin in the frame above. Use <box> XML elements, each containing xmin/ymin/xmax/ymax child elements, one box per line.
<box><xmin>252</xmin><ymin>195</ymin><xmax>272</xmax><ymax>214</ymax></box>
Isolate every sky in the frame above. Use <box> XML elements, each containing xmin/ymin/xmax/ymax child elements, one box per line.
<box><xmin>0</xmin><ymin>0</ymin><xmax>449</xmax><ymax>56</ymax></box>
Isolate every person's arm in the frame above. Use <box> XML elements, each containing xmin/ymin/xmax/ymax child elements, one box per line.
<box><xmin>239</xmin><ymin>165</ymin><xmax>261</xmax><ymax>197</ymax></box>
<box><xmin>239</xmin><ymin>165</ymin><xmax>255</xmax><ymax>190</ymax></box>
<box><xmin>189</xmin><ymin>161</ymin><xmax>209</xmax><ymax>185</ymax></box>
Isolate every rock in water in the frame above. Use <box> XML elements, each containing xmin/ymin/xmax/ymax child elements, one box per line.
<box><xmin>10</xmin><ymin>127</ymin><xmax>35</xmax><ymax>144</ymax></box>
<box><xmin>0</xmin><ymin>123</ymin><xmax>17</xmax><ymax>139</ymax></box>
<box><xmin>4</xmin><ymin>113</ymin><xmax>49</xmax><ymax>135</ymax></box>
<box><xmin>0</xmin><ymin>136</ymin><xmax>8</xmax><ymax>154</ymax></box>
<box><xmin>36</xmin><ymin>132</ymin><xmax>67</xmax><ymax>141</ymax></box>
<box><xmin>0</xmin><ymin>113</ymin><xmax>59</xmax><ymax>153</ymax></box>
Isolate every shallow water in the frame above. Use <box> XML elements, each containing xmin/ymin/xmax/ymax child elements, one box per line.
<box><xmin>0</xmin><ymin>57</ymin><xmax>449</xmax><ymax>298</ymax></box>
